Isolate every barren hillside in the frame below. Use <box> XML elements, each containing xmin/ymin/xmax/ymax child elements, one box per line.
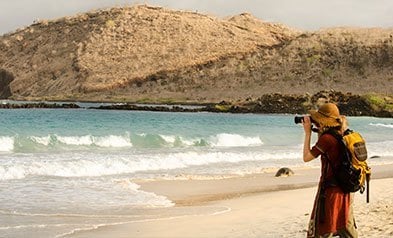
<box><xmin>0</xmin><ymin>5</ymin><xmax>392</xmax><ymax>103</ymax></box>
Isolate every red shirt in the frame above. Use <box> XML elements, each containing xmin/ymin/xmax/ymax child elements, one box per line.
<box><xmin>311</xmin><ymin>133</ymin><xmax>341</xmax><ymax>182</ymax></box>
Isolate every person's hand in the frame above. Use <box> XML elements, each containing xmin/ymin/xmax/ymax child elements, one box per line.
<box><xmin>302</xmin><ymin>116</ymin><xmax>312</xmax><ymax>136</ymax></box>
<box><xmin>302</xmin><ymin>116</ymin><xmax>314</xmax><ymax>162</ymax></box>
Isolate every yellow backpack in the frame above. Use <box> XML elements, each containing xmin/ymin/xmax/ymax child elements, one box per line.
<box><xmin>326</xmin><ymin>129</ymin><xmax>371</xmax><ymax>202</ymax></box>
<box><xmin>342</xmin><ymin>130</ymin><xmax>371</xmax><ymax>202</ymax></box>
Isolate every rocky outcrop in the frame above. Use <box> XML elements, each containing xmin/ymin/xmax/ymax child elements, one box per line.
<box><xmin>203</xmin><ymin>91</ymin><xmax>392</xmax><ymax>117</ymax></box>
<box><xmin>87</xmin><ymin>91</ymin><xmax>393</xmax><ymax>117</ymax></box>
<box><xmin>0</xmin><ymin>91</ymin><xmax>390</xmax><ymax>117</ymax></box>
<box><xmin>0</xmin><ymin>102</ymin><xmax>80</xmax><ymax>109</ymax></box>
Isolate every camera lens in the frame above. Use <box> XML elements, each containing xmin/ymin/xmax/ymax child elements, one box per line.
<box><xmin>294</xmin><ymin>116</ymin><xmax>316</xmax><ymax>124</ymax></box>
<box><xmin>294</xmin><ymin>116</ymin><xmax>304</xmax><ymax>124</ymax></box>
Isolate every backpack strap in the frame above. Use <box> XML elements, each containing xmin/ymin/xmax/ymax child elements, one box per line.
<box><xmin>366</xmin><ymin>173</ymin><xmax>370</xmax><ymax>203</ymax></box>
<box><xmin>320</xmin><ymin>129</ymin><xmax>346</xmax><ymax>182</ymax></box>
<box><xmin>320</xmin><ymin>130</ymin><xmax>351</xmax><ymax>190</ymax></box>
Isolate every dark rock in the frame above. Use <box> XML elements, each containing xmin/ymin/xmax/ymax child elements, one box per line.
<box><xmin>275</xmin><ymin>167</ymin><xmax>295</xmax><ymax>177</ymax></box>
<box><xmin>0</xmin><ymin>102</ymin><xmax>80</xmax><ymax>109</ymax></box>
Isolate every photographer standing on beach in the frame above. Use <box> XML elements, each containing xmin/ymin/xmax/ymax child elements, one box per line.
<box><xmin>301</xmin><ymin>103</ymin><xmax>357</xmax><ymax>238</ymax></box>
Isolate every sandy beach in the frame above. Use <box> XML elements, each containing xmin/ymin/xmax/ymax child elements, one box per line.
<box><xmin>64</xmin><ymin>163</ymin><xmax>393</xmax><ymax>238</ymax></box>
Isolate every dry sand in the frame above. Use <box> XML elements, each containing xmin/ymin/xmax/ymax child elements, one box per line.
<box><xmin>68</xmin><ymin>164</ymin><xmax>393</xmax><ymax>238</ymax></box>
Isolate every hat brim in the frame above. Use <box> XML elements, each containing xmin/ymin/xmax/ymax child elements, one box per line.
<box><xmin>309</xmin><ymin>109</ymin><xmax>341</xmax><ymax>127</ymax></box>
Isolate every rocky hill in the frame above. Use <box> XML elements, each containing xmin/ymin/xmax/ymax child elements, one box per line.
<box><xmin>0</xmin><ymin>5</ymin><xmax>392</xmax><ymax>109</ymax></box>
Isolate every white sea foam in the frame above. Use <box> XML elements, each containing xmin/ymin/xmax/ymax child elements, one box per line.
<box><xmin>160</xmin><ymin>135</ymin><xmax>203</xmax><ymax>146</ymax></box>
<box><xmin>113</xmin><ymin>179</ymin><xmax>174</xmax><ymax>207</ymax></box>
<box><xmin>0</xmin><ymin>136</ymin><xmax>14</xmax><ymax>152</ymax></box>
<box><xmin>56</xmin><ymin>135</ymin><xmax>93</xmax><ymax>146</ymax></box>
<box><xmin>30</xmin><ymin>135</ymin><xmax>51</xmax><ymax>146</ymax></box>
<box><xmin>0</xmin><ymin>224</ymin><xmax>58</xmax><ymax>230</ymax></box>
<box><xmin>8</xmin><ymin>133</ymin><xmax>267</xmax><ymax>153</ymax></box>
<box><xmin>2</xmin><ymin>141</ymin><xmax>391</xmax><ymax>181</ymax></box>
<box><xmin>369</xmin><ymin>123</ymin><xmax>393</xmax><ymax>129</ymax></box>
<box><xmin>93</xmin><ymin>135</ymin><xmax>132</xmax><ymax>147</ymax></box>
<box><xmin>0</xmin><ymin>149</ymin><xmax>300</xmax><ymax>180</ymax></box>
<box><xmin>0</xmin><ymin>178</ymin><xmax>173</xmax><ymax>220</ymax></box>
<box><xmin>160</xmin><ymin>135</ymin><xmax>176</xmax><ymax>144</ymax></box>
<box><xmin>0</xmin><ymin>164</ymin><xmax>26</xmax><ymax>180</ymax></box>
<box><xmin>181</xmin><ymin>137</ymin><xmax>201</xmax><ymax>146</ymax></box>
<box><xmin>0</xmin><ymin>209</ymin><xmax>145</xmax><ymax>218</ymax></box>
<box><xmin>55</xmin><ymin>134</ymin><xmax>132</xmax><ymax>147</ymax></box>
<box><xmin>209</xmin><ymin>133</ymin><xmax>263</xmax><ymax>147</ymax></box>
<box><xmin>137</xmin><ymin>133</ymin><xmax>263</xmax><ymax>148</ymax></box>
<box><xmin>367</xmin><ymin>140</ymin><xmax>393</xmax><ymax>157</ymax></box>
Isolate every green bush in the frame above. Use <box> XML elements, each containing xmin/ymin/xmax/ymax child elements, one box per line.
<box><xmin>214</xmin><ymin>104</ymin><xmax>231</xmax><ymax>112</ymax></box>
<box><xmin>364</xmin><ymin>94</ymin><xmax>393</xmax><ymax>112</ymax></box>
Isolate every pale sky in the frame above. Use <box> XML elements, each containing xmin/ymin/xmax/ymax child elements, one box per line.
<box><xmin>0</xmin><ymin>0</ymin><xmax>392</xmax><ymax>35</ymax></box>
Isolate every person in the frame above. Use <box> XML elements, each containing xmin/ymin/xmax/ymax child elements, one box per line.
<box><xmin>302</xmin><ymin>103</ymin><xmax>357</xmax><ymax>238</ymax></box>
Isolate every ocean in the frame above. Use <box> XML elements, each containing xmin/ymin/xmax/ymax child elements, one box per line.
<box><xmin>0</xmin><ymin>108</ymin><xmax>392</xmax><ymax>237</ymax></box>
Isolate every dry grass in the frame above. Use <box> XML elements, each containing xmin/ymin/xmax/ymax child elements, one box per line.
<box><xmin>0</xmin><ymin>5</ymin><xmax>392</xmax><ymax>103</ymax></box>
<box><xmin>78</xmin><ymin>6</ymin><xmax>297</xmax><ymax>91</ymax></box>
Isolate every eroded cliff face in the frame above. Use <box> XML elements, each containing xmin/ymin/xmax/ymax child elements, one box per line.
<box><xmin>0</xmin><ymin>5</ymin><xmax>392</xmax><ymax>102</ymax></box>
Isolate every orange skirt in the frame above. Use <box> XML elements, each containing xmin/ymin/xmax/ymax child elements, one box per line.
<box><xmin>307</xmin><ymin>185</ymin><xmax>351</xmax><ymax>237</ymax></box>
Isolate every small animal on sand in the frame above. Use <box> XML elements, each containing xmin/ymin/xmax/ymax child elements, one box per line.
<box><xmin>275</xmin><ymin>167</ymin><xmax>294</xmax><ymax>177</ymax></box>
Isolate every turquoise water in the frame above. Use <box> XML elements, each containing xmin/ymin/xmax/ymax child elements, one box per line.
<box><xmin>0</xmin><ymin>109</ymin><xmax>297</xmax><ymax>149</ymax></box>
<box><xmin>0</xmin><ymin>108</ymin><xmax>392</xmax><ymax>237</ymax></box>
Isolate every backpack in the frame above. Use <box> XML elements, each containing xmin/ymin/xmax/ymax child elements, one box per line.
<box><xmin>326</xmin><ymin>129</ymin><xmax>371</xmax><ymax>202</ymax></box>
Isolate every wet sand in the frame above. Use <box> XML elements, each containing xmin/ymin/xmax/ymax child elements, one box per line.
<box><xmin>67</xmin><ymin>164</ymin><xmax>393</xmax><ymax>238</ymax></box>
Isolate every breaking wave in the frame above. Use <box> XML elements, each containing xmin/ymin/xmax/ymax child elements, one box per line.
<box><xmin>0</xmin><ymin>149</ymin><xmax>301</xmax><ymax>180</ymax></box>
<box><xmin>369</xmin><ymin>123</ymin><xmax>393</xmax><ymax>129</ymax></box>
<box><xmin>2</xmin><ymin>133</ymin><xmax>264</xmax><ymax>152</ymax></box>
<box><xmin>0</xmin><ymin>136</ymin><xmax>14</xmax><ymax>152</ymax></box>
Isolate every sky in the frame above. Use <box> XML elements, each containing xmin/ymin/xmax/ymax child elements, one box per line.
<box><xmin>0</xmin><ymin>0</ymin><xmax>392</xmax><ymax>35</ymax></box>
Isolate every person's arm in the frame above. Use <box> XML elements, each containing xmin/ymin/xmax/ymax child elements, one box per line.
<box><xmin>302</xmin><ymin>116</ymin><xmax>315</xmax><ymax>162</ymax></box>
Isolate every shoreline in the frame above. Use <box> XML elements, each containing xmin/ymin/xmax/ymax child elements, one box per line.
<box><xmin>2</xmin><ymin>90</ymin><xmax>393</xmax><ymax>118</ymax></box>
<box><xmin>66</xmin><ymin>164</ymin><xmax>393</xmax><ymax>237</ymax></box>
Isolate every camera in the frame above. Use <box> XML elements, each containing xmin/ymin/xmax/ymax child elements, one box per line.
<box><xmin>294</xmin><ymin>116</ymin><xmax>315</xmax><ymax>124</ymax></box>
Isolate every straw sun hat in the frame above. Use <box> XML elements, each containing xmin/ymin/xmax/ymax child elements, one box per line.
<box><xmin>309</xmin><ymin>103</ymin><xmax>342</xmax><ymax>127</ymax></box>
